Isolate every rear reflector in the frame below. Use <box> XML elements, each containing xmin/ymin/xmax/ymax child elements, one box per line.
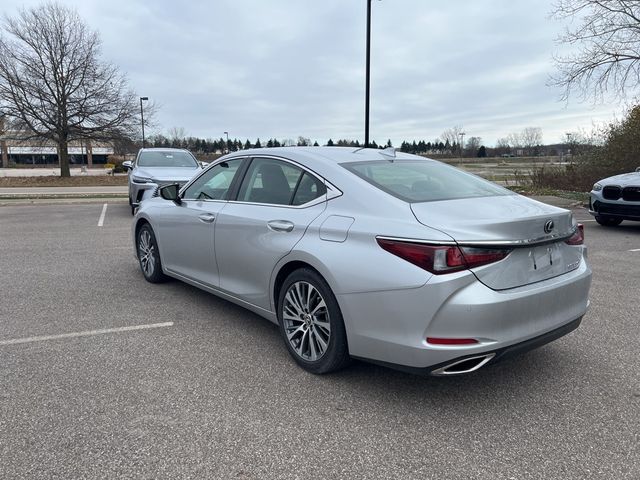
<box><xmin>427</xmin><ymin>337</ymin><xmax>479</xmax><ymax>345</ymax></box>
<box><xmin>565</xmin><ymin>224</ymin><xmax>584</xmax><ymax>245</ymax></box>
<box><xmin>377</xmin><ymin>238</ymin><xmax>511</xmax><ymax>275</ymax></box>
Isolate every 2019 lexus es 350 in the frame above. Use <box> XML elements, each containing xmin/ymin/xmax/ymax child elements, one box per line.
<box><xmin>132</xmin><ymin>147</ymin><xmax>591</xmax><ymax>376</ymax></box>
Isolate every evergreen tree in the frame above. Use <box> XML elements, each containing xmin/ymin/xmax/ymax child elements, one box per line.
<box><xmin>327</xmin><ymin>138</ymin><xmax>334</xmax><ymax>146</ymax></box>
<box><xmin>245</xmin><ymin>139</ymin><xmax>252</xmax><ymax>149</ymax></box>
<box><xmin>477</xmin><ymin>145</ymin><xmax>487</xmax><ymax>158</ymax></box>
<box><xmin>255</xmin><ymin>138</ymin><xmax>262</xmax><ymax>148</ymax></box>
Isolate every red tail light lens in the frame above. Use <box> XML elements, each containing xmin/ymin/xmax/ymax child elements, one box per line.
<box><xmin>376</xmin><ymin>239</ymin><xmax>511</xmax><ymax>275</ymax></box>
<box><xmin>565</xmin><ymin>224</ymin><xmax>584</xmax><ymax>245</ymax></box>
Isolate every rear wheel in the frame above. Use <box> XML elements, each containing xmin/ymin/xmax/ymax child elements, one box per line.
<box><xmin>595</xmin><ymin>215</ymin><xmax>622</xmax><ymax>227</ymax></box>
<box><xmin>277</xmin><ymin>268</ymin><xmax>350</xmax><ymax>374</ymax></box>
<box><xmin>136</xmin><ymin>224</ymin><xmax>167</xmax><ymax>283</ymax></box>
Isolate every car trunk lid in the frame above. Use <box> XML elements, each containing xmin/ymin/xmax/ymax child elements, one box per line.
<box><xmin>410</xmin><ymin>195</ymin><xmax>582</xmax><ymax>290</ymax></box>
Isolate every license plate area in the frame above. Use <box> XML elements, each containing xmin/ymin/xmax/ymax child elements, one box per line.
<box><xmin>528</xmin><ymin>243</ymin><xmax>560</xmax><ymax>272</ymax></box>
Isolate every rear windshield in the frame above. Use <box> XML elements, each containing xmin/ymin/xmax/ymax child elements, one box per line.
<box><xmin>137</xmin><ymin>150</ymin><xmax>198</xmax><ymax>167</ymax></box>
<box><xmin>342</xmin><ymin>160</ymin><xmax>512</xmax><ymax>202</ymax></box>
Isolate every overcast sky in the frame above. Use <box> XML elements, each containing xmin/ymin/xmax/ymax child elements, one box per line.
<box><xmin>2</xmin><ymin>0</ymin><xmax>624</xmax><ymax>146</ymax></box>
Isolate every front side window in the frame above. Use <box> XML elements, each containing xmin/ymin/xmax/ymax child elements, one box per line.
<box><xmin>237</xmin><ymin>158</ymin><xmax>325</xmax><ymax>206</ymax></box>
<box><xmin>343</xmin><ymin>160</ymin><xmax>512</xmax><ymax>202</ymax></box>
<box><xmin>137</xmin><ymin>150</ymin><xmax>198</xmax><ymax>168</ymax></box>
<box><xmin>182</xmin><ymin>158</ymin><xmax>243</xmax><ymax>200</ymax></box>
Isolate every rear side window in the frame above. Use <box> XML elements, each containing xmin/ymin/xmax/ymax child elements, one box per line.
<box><xmin>342</xmin><ymin>160</ymin><xmax>512</xmax><ymax>202</ymax></box>
<box><xmin>292</xmin><ymin>173</ymin><xmax>326</xmax><ymax>206</ymax></box>
<box><xmin>238</xmin><ymin>158</ymin><xmax>326</xmax><ymax>206</ymax></box>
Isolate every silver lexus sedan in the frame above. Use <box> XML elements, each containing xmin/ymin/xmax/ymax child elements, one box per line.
<box><xmin>123</xmin><ymin>148</ymin><xmax>203</xmax><ymax>215</ymax></box>
<box><xmin>132</xmin><ymin>147</ymin><xmax>592</xmax><ymax>376</ymax></box>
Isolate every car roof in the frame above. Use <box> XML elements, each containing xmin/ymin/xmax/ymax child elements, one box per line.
<box><xmin>224</xmin><ymin>146</ymin><xmax>432</xmax><ymax>167</ymax></box>
<box><xmin>138</xmin><ymin>148</ymin><xmax>191</xmax><ymax>153</ymax></box>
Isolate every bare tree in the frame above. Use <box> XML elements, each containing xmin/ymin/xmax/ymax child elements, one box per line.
<box><xmin>0</xmin><ymin>3</ymin><xmax>142</xmax><ymax>176</ymax></box>
<box><xmin>550</xmin><ymin>0</ymin><xmax>640</xmax><ymax>102</ymax></box>
<box><xmin>439</xmin><ymin>125</ymin><xmax>464</xmax><ymax>148</ymax></box>
<box><xmin>521</xmin><ymin>127</ymin><xmax>543</xmax><ymax>154</ymax></box>
<box><xmin>465</xmin><ymin>136</ymin><xmax>482</xmax><ymax>153</ymax></box>
<box><xmin>297</xmin><ymin>136</ymin><xmax>311</xmax><ymax>146</ymax></box>
<box><xmin>167</xmin><ymin>126</ymin><xmax>187</xmax><ymax>143</ymax></box>
<box><xmin>507</xmin><ymin>132</ymin><xmax>524</xmax><ymax>149</ymax></box>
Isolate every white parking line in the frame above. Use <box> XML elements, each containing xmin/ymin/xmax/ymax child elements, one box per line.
<box><xmin>0</xmin><ymin>322</ymin><xmax>174</xmax><ymax>346</ymax></box>
<box><xmin>97</xmin><ymin>203</ymin><xmax>108</xmax><ymax>226</ymax></box>
<box><xmin>630</xmin><ymin>248</ymin><xmax>640</xmax><ymax>252</ymax></box>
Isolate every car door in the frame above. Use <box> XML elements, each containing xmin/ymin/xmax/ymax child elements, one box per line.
<box><xmin>214</xmin><ymin>156</ymin><xmax>328</xmax><ymax>310</ymax></box>
<box><xmin>157</xmin><ymin>157</ymin><xmax>246</xmax><ymax>286</ymax></box>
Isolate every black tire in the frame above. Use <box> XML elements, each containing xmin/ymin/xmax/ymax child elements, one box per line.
<box><xmin>595</xmin><ymin>215</ymin><xmax>623</xmax><ymax>227</ymax></box>
<box><xmin>277</xmin><ymin>268</ymin><xmax>350</xmax><ymax>374</ymax></box>
<box><xmin>136</xmin><ymin>224</ymin><xmax>168</xmax><ymax>283</ymax></box>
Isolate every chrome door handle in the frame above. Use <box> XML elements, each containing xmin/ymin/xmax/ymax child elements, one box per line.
<box><xmin>198</xmin><ymin>213</ymin><xmax>216</xmax><ymax>223</ymax></box>
<box><xmin>267</xmin><ymin>220</ymin><xmax>294</xmax><ymax>232</ymax></box>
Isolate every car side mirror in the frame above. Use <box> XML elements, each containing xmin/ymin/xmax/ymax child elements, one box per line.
<box><xmin>122</xmin><ymin>160</ymin><xmax>133</xmax><ymax>170</ymax></box>
<box><xmin>200</xmin><ymin>161</ymin><xmax>209</xmax><ymax>169</ymax></box>
<box><xmin>160</xmin><ymin>183</ymin><xmax>182</xmax><ymax>205</ymax></box>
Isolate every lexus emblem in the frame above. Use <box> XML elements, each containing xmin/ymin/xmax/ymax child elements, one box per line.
<box><xmin>544</xmin><ymin>220</ymin><xmax>554</xmax><ymax>234</ymax></box>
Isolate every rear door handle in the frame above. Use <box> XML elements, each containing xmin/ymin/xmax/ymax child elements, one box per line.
<box><xmin>267</xmin><ymin>220</ymin><xmax>294</xmax><ymax>232</ymax></box>
<box><xmin>198</xmin><ymin>213</ymin><xmax>216</xmax><ymax>223</ymax></box>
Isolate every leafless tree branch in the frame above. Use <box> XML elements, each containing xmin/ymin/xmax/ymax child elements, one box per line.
<box><xmin>550</xmin><ymin>0</ymin><xmax>640</xmax><ymax>102</ymax></box>
<box><xmin>0</xmin><ymin>2</ymin><xmax>145</xmax><ymax>176</ymax></box>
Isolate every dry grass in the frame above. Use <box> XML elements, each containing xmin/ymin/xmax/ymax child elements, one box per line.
<box><xmin>0</xmin><ymin>175</ymin><xmax>128</xmax><ymax>187</ymax></box>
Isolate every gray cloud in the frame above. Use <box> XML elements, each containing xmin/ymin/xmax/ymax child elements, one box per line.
<box><xmin>2</xmin><ymin>0</ymin><xmax>622</xmax><ymax>145</ymax></box>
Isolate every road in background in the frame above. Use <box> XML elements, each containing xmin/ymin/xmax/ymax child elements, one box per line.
<box><xmin>0</xmin><ymin>202</ymin><xmax>638</xmax><ymax>479</ymax></box>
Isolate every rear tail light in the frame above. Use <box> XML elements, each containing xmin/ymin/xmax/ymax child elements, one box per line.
<box><xmin>376</xmin><ymin>238</ymin><xmax>511</xmax><ymax>275</ymax></box>
<box><xmin>565</xmin><ymin>224</ymin><xmax>584</xmax><ymax>245</ymax></box>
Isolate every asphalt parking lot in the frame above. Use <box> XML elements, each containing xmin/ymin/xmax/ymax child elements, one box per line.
<box><xmin>0</xmin><ymin>201</ymin><xmax>638</xmax><ymax>479</ymax></box>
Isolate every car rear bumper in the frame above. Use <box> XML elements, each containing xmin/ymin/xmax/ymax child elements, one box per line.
<box><xmin>355</xmin><ymin>315</ymin><xmax>583</xmax><ymax>376</ymax></box>
<box><xmin>337</xmin><ymin>258</ymin><xmax>591</xmax><ymax>372</ymax></box>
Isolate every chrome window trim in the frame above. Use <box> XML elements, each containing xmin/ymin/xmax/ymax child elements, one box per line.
<box><xmin>220</xmin><ymin>153</ymin><xmax>343</xmax><ymax>209</ymax></box>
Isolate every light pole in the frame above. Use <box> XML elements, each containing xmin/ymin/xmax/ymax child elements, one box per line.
<box><xmin>365</xmin><ymin>0</ymin><xmax>372</xmax><ymax>148</ymax></box>
<box><xmin>140</xmin><ymin>97</ymin><xmax>148</xmax><ymax>148</ymax></box>
<box><xmin>224</xmin><ymin>131</ymin><xmax>229</xmax><ymax>153</ymax></box>
<box><xmin>459</xmin><ymin>132</ymin><xmax>466</xmax><ymax>160</ymax></box>
<box><xmin>364</xmin><ymin>1</ymin><xmax>382</xmax><ymax>148</ymax></box>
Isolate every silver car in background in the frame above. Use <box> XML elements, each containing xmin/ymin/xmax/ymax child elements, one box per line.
<box><xmin>132</xmin><ymin>147</ymin><xmax>591</xmax><ymax>376</ymax></box>
<box><xmin>123</xmin><ymin>148</ymin><xmax>203</xmax><ymax>215</ymax></box>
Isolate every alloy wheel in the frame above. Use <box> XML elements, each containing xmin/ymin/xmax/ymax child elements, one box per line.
<box><xmin>138</xmin><ymin>229</ymin><xmax>156</xmax><ymax>277</ymax></box>
<box><xmin>282</xmin><ymin>281</ymin><xmax>331</xmax><ymax>361</ymax></box>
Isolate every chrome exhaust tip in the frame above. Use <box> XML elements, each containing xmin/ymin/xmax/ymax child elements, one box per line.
<box><xmin>431</xmin><ymin>353</ymin><xmax>496</xmax><ymax>376</ymax></box>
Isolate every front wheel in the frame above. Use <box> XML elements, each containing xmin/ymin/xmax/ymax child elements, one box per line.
<box><xmin>595</xmin><ymin>215</ymin><xmax>623</xmax><ymax>227</ymax></box>
<box><xmin>277</xmin><ymin>268</ymin><xmax>350</xmax><ymax>374</ymax></box>
<box><xmin>136</xmin><ymin>224</ymin><xmax>167</xmax><ymax>283</ymax></box>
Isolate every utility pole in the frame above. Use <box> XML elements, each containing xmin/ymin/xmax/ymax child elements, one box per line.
<box><xmin>140</xmin><ymin>97</ymin><xmax>149</xmax><ymax>148</ymax></box>
<box><xmin>365</xmin><ymin>0</ymin><xmax>372</xmax><ymax>148</ymax></box>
